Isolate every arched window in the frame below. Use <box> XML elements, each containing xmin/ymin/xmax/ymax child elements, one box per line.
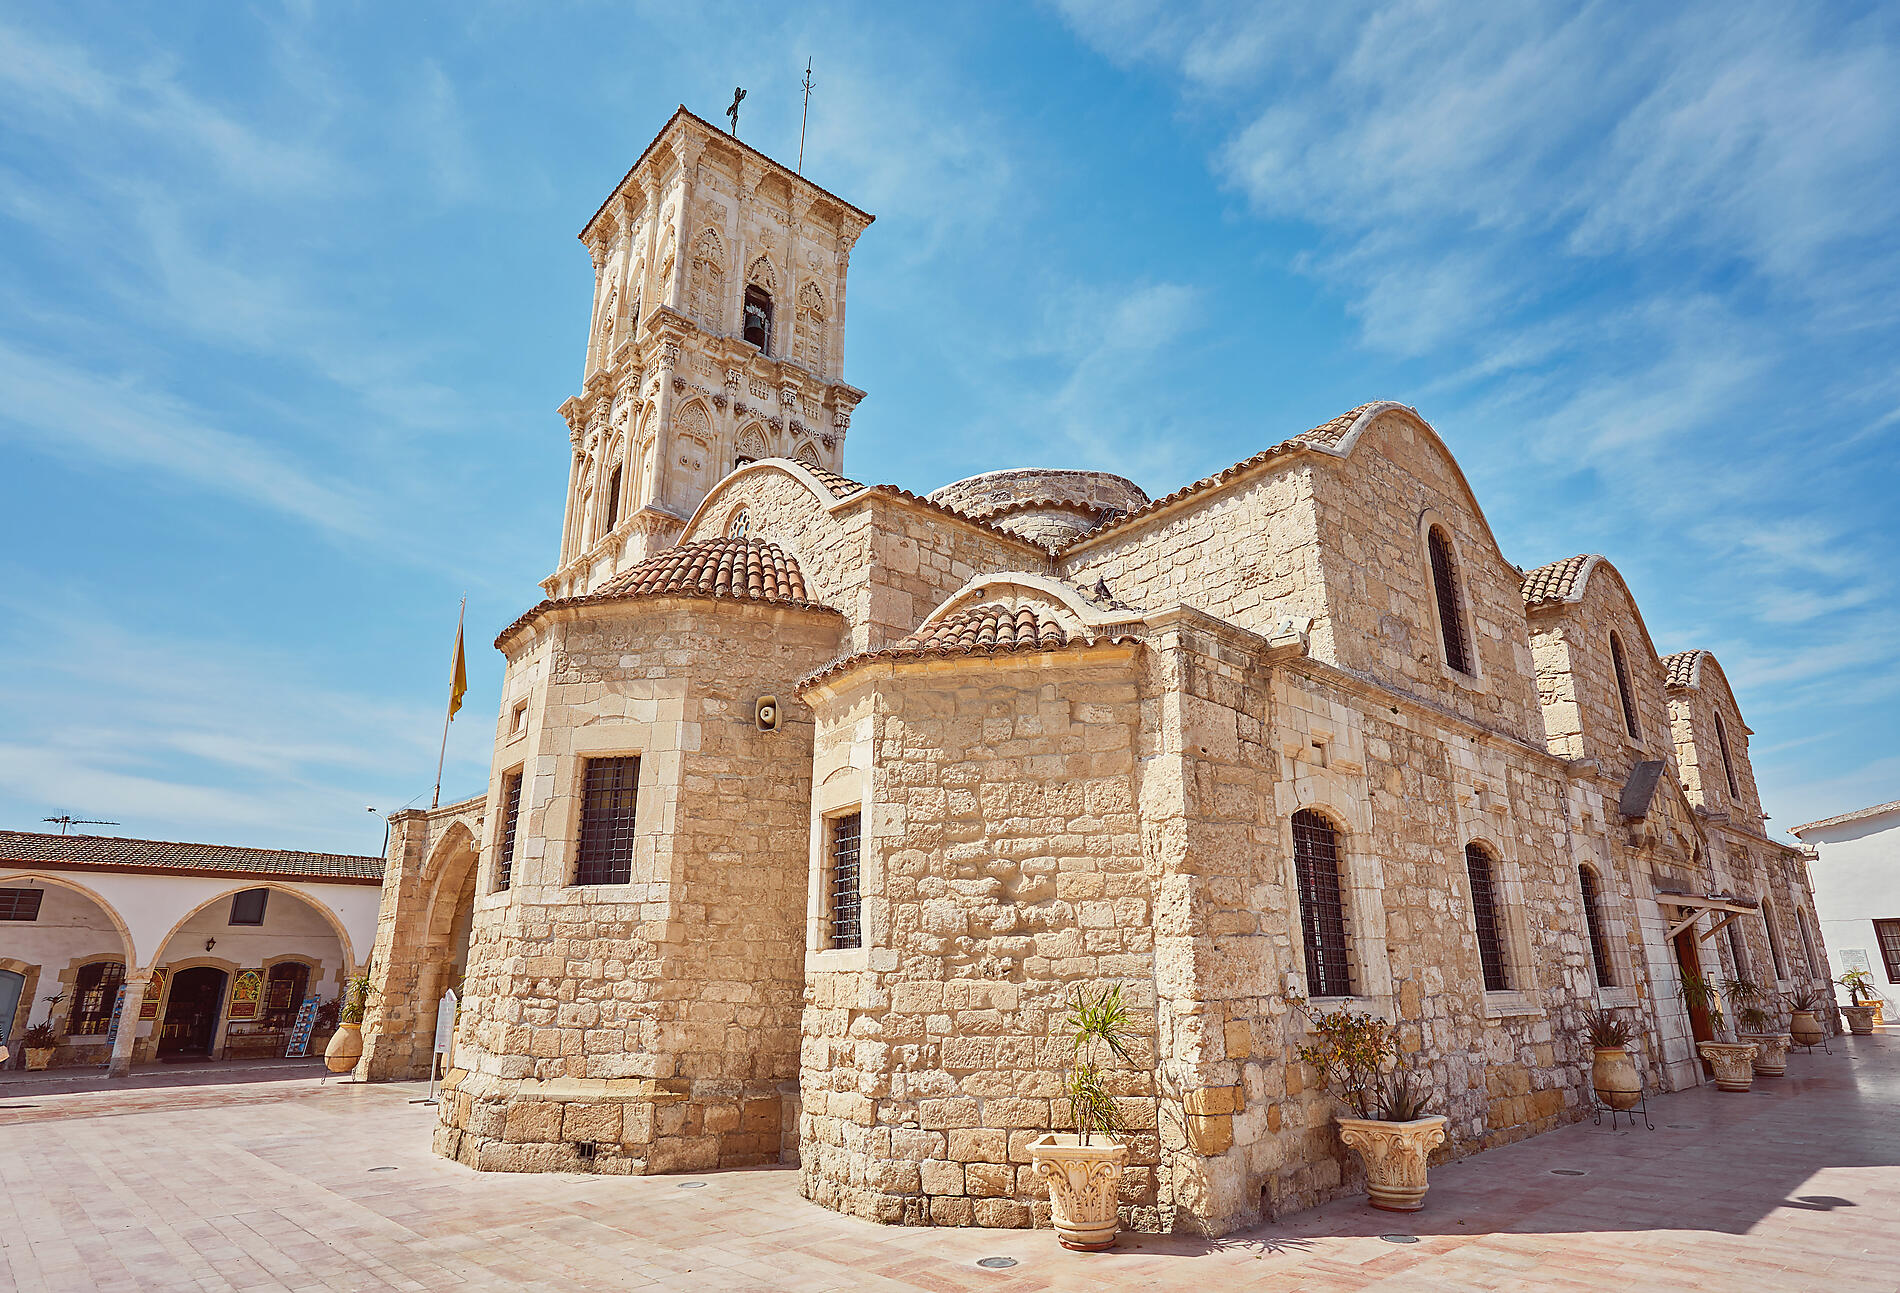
<box><xmin>1762</xmin><ymin>898</ymin><xmax>1789</xmax><ymax>979</ymax></box>
<box><xmin>1713</xmin><ymin>712</ymin><xmax>1741</xmax><ymax>800</ymax></box>
<box><xmin>1427</xmin><ymin>525</ymin><xmax>1472</xmax><ymax>676</ymax></box>
<box><xmin>1724</xmin><ymin>917</ymin><xmax>1751</xmax><ymax>981</ymax></box>
<box><xmin>1292</xmin><ymin>809</ymin><xmax>1353</xmax><ymax>997</ymax></box>
<box><xmin>727</xmin><ymin>508</ymin><xmax>750</xmax><ymax>540</ymax></box>
<box><xmin>1610</xmin><ymin>632</ymin><xmax>1641</xmax><ymax>740</ymax></box>
<box><xmin>744</xmin><ymin>285</ymin><xmax>773</xmax><ymax>352</ymax></box>
<box><xmin>1464</xmin><ymin>843</ymin><xmax>1509</xmax><ymax>991</ymax></box>
<box><xmin>1579</xmin><ymin>865</ymin><xmax>1614</xmax><ymax>988</ymax></box>
<box><xmin>1796</xmin><ymin>906</ymin><xmax>1822</xmax><ymax>976</ymax></box>
<box><xmin>69</xmin><ymin>960</ymin><xmax>125</xmax><ymax>1035</ymax></box>
<box><xmin>603</xmin><ymin>464</ymin><xmax>623</xmax><ymax>533</ymax></box>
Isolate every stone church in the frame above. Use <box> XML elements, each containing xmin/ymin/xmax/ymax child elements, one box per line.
<box><xmin>358</xmin><ymin>107</ymin><xmax>1834</xmax><ymax>1236</ymax></box>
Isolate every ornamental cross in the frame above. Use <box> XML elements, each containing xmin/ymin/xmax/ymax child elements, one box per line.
<box><xmin>726</xmin><ymin>86</ymin><xmax>746</xmax><ymax>136</ymax></box>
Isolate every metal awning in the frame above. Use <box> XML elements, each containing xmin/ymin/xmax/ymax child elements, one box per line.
<box><xmin>1658</xmin><ymin>891</ymin><xmax>1759</xmax><ymax>941</ymax></box>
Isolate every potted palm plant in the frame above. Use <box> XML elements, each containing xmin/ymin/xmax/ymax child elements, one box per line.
<box><xmin>1727</xmin><ymin>978</ymin><xmax>1790</xmax><ymax>1076</ymax></box>
<box><xmin>1584</xmin><ymin>1009</ymin><xmax>1642</xmax><ymax>1109</ymax></box>
<box><xmin>1787</xmin><ymin>988</ymin><xmax>1828</xmax><ymax>1048</ymax></box>
<box><xmin>1837</xmin><ymin>970</ymin><xmax>1880</xmax><ymax>1035</ymax></box>
<box><xmin>323</xmin><ymin>974</ymin><xmax>373</xmax><ymax>1074</ymax></box>
<box><xmin>22</xmin><ymin>1020</ymin><xmax>60</xmax><ymax>1071</ymax></box>
<box><xmin>1293</xmin><ymin>995</ymin><xmax>1448</xmax><ymax>1212</ymax></box>
<box><xmin>1681</xmin><ymin>968</ymin><xmax>1756</xmax><ymax>1091</ymax></box>
<box><xmin>1030</xmin><ymin>985</ymin><xmax>1136</xmax><ymax>1251</ymax></box>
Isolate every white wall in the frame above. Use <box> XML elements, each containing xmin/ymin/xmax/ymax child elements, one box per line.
<box><xmin>162</xmin><ymin>888</ymin><xmax>349</xmax><ymax>1001</ymax></box>
<box><xmin>1</xmin><ymin>883</ymin><xmax>131</xmax><ymax>1030</ymax></box>
<box><xmin>1800</xmin><ymin>806</ymin><xmax>1900</xmax><ymax>1006</ymax></box>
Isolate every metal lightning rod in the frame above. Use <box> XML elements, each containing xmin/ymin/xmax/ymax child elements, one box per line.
<box><xmin>798</xmin><ymin>58</ymin><xmax>815</xmax><ymax>174</ymax></box>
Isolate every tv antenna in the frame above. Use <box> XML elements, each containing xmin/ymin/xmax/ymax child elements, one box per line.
<box><xmin>43</xmin><ymin>816</ymin><xmax>118</xmax><ymax>835</ymax></box>
<box><xmin>798</xmin><ymin>58</ymin><xmax>815</xmax><ymax>174</ymax></box>
<box><xmin>726</xmin><ymin>86</ymin><xmax>746</xmax><ymax>137</ymax></box>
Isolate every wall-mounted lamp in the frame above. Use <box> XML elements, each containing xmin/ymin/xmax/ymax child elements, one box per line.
<box><xmin>204</xmin><ymin>938</ymin><xmax>216</xmax><ymax>952</ymax></box>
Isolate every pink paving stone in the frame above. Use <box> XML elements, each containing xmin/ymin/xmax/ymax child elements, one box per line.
<box><xmin>1</xmin><ymin>1032</ymin><xmax>1897</xmax><ymax>1291</ymax></box>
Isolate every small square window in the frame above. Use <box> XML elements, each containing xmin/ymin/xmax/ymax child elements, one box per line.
<box><xmin>511</xmin><ymin>700</ymin><xmax>530</xmax><ymax>736</ymax></box>
<box><xmin>0</xmin><ymin>887</ymin><xmax>44</xmax><ymax>921</ymax></box>
<box><xmin>229</xmin><ymin>889</ymin><xmax>269</xmax><ymax>926</ymax></box>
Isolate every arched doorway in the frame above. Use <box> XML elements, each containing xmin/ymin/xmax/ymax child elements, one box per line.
<box><xmin>361</xmin><ymin>816</ymin><xmax>481</xmax><ymax>1080</ymax></box>
<box><xmin>159</xmin><ymin>966</ymin><xmax>227</xmax><ymax>1058</ymax></box>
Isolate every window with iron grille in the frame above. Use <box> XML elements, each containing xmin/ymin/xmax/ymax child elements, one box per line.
<box><xmin>1713</xmin><ymin>712</ymin><xmax>1741</xmax><ymax>800</ymax></box>
<box><xmin>1292</xmin><ymin>809</ymin><xmax>1352</xmax><ymax>997</ymax></box>
<box><xmin>1874</xmin><ymin>919</ymin><xmax>1900</xmax><ymax>983</ymax></box>
<box><xmin>828</xmin><ymin>812</ymin><xmax>862</xmax><ymax>950</ymax></box>
<box><xmin>1427</xmin><ymin>526</ymin><xmax>1473</xmax><ymax>676</ymax></box>
<box><xmin>1725</xmin><ymin>916</ymin><xmax>1751</xmax><ymax>980</ymax></box>
<box><xmin>1579</xmin><ymin>866</ymin><xmax>1614</xmax><ymax>988</ymax></box>
<box><xmin>496</xmin><ymin>769</ymin><xmax>523</xmax><ymax>891</ymax></box>
<box><xmin>1465</xmin><ymin>843</ymin><xmax>1510</xmax><ymax>991</ymax></box>
<box><xmin>0</xmin><ymin>887</ymin><xmax>43</xmax><ymax>921</ymax></box>
<box><xmin>574</xmin><ymin>756</ymin><xmax>639</xmax><ymax>885</ymax></box>
<box><xmin>1796</xmin><ymin>907</ymin><xmax>1822</xmax><ymax>976</ymax></box>
<box><xmin>69</xmin><ymin>960</ymin><xmax>124</xmax><ymax>1035</ymax></box>
<box><xmin>1762</xmin><ymin>899</ymin><xmax>1789</xmax><ymax>979</ymax></box>
<box><xmin>229</xmin><ymin>888</ymin><xmax>268</xmax><ymax>926</ymax></box>
<box><xmin>1610</xmin><ymin>632</ymin><xmax>1641</xmax><ymax>740</ymax></box>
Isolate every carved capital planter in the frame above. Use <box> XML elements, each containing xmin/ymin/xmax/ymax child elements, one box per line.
<box><xmin>1592</xmin><ymin>1046</ymin><xmax>1642</xmax><ymax>1110</ymax></box>
<box><xmin>1738</xmin><ymin>1032</ymin><xmax>1791</xmax><ymax>1076</ymax></box>
<box><xmin>1842</xmin><ymin>1005</ymin><xmax>1876</xmax><ymax>1036</ymax></box>
<box><xmin>1335</xmin><ymin>1114</ymin><xmax>1450</xmax><ymax>1212</ymax></box>
<box><xmin>1789</xmin><ymin>1010</ymin><xmax>1825</xmax><ymax>1048</ymax></box>
<box><xmin>323</xmin><ymin>1022</ymin><xmax>364</xmax><ymax>1074</ymax></box>
<box><xmin>1030</xmin><ymin>1133</ymin><xmax>1129</xmax><ymax>1251</ymax></box>
<box><xmin>1697</xmin><ymin>1041</ymin><xmax>1758</xmax><ymax>1091</ymax></box>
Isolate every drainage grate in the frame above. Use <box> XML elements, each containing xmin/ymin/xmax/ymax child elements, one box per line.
<box><xmin>576</xmin><ymin>1142</ymin><xmax>597</xmax><ymax>1161</ymax></box>
<box><xmin>0</xmin><ymin>1104</ymin><xmax>41</xmax><ymax>1110</ymax></box>
<box><xmin>976</xmin><ymin>1257</ymin><xmax>1018</xmax><ymax>1269</ymax></box>
<box><xmin>1665</xmin><ymin>1124</ymin><xmax>1698</xmax><ymax>1130</ymax></box>
<box><xmin>367</xmin><ymin>1166</ymin><xmax>398</xmax><ymax>1172</ymax></box>
<box><xmin>1379</xmin><ymin>1234</ymin><xmax>1419</xmax><ymax>1244</ymax></box>
<box><xmin>1550</xmin><ymin>1168</ymin><xmax>1588</xmax><ymax>1177</ymax></box>
<box><xmin>677</xmin><ymin>1181</ymin><xmax>706</xmax><ymax>1189</ymax></box>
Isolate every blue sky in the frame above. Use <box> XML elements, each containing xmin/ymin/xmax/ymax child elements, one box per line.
<box><xmin>1</xmin><ymin>2</ymin><xmax>1895</xmax><ymax>856</ymax></box>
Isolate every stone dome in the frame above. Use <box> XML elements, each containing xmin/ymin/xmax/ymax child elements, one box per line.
<box><xmin>926</xmin><ymin>469</ymin><xmax>1150</xmax><ymax>547</ymax></box>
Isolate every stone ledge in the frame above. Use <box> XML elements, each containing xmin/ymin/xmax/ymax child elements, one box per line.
<box><xmin>453</xmin><ymin>1072</ymin><xmax>692</xmax><ymax>1104</ymax></box>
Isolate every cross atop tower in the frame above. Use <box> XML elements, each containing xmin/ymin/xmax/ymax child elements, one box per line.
<box><xmin>726</xmin><ymin>87</ymin><xmax>746</xmax><ymax>136</ymax></box>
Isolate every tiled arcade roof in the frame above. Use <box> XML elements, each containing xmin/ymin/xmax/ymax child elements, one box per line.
<box><xmin>0</xmin><ymin>830</ymin><xmax>384</xmax><ymax>883</ymax></box>
<box><xmin>896</xmin><ymin>604</ymin><xmax>1069</xmax><ymax>652</ymax></box>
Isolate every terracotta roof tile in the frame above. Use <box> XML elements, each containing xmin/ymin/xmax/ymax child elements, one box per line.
<box><xmin>798</xmin><ymin>464</ymin><xmax>865</xmax><ymax>498</ymax></box>
<box><xmin>1521</xmin><ymin>554</ymin><xmax>1597</xmax><ymax>607</ymax></box>
<box><xmin>1663</xmin><ymin>650</ymin><xmax>1706</xmax><ymax>689</ymax></box>
<box><xmin>0</xmin><ymin>830</ymin><xmax>383</xmax><ymax>883</ymax></box>
<box><xmin>497</xmin><ymin>537</ymin><xmax>835</xmax><ymax>648</ymax></box>
<box><xmin>596</xmin><ymin>536</ymin><xmax>809</xmax><ymax>602</ymax></box>
<box><xmin>896</xmin><ymin>603</ymin><xmax>1069</xmax><ymax>652</ymax></box>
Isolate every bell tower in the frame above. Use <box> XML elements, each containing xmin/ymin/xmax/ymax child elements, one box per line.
<box><xmin>545</xmin><ymin>106</ymin><xmax>873</xmax><ymax>599</ymax></box>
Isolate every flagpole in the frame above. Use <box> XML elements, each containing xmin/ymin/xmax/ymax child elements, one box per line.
<box><xmin>433</xmin><ymin>596</ymin><xmax>466</xmax><ymax>810</ymax></box>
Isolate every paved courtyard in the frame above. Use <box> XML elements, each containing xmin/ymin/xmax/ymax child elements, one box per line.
<box><xmin>2</xmin><ymin>1033</ymin><xmax>1895</xmax><ymax>1292</ymax></box>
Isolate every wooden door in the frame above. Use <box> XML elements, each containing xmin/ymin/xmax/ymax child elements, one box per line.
<box><xmin>1674</xmin><ymin>929</ymin><xmax>1715</xmax><ymax>1077</ymax></box>
<box><xmin>159</xmin><ymin>967</ymin><xmax>226</xmax><ymax>1058</ymax></box>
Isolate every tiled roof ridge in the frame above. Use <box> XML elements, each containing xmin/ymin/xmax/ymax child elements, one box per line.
<box><xmin>1662</xmin><ymin>649</ymin><xmax>1707</xmax><ymax>690</ymax></box>
<box><xmin>1053</xmin><ymin>403</ymin><xmax>1389</xmax><ymax>554</ymax></box>
<box><xmin>799</xmin><ymin>605</ymin><xmax>1138</xmax><ymax>690</ymax></box>
<box><xmin>0</xmin><ymin>830</ymin><xmax>384</xmax><ymax>881</ymax></box>
<box><xmin>1521</xmin><ymin>554</ymin><xmax>1600</xmax><ymax>607</ymax></box>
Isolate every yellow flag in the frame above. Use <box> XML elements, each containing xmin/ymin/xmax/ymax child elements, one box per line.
<box><xmin>448</xmin><ymin>604</ymin><xmax>468</xmax><ymax>720</ymax></box>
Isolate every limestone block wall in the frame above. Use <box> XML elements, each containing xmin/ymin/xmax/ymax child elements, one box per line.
<box><xmin>797</xmin><ymin>648</ymin><xmax>1163</xmax><ymax>1229</ymax></box>
<box><xmin>1528</xmin><ymin>574</ymin><xmax>1676</xmax><ymax>771</ymax></box>
<box><xmin>1668</xmin><ymin>664</ymin><xmax>1766</xmax><ymax>825</ymax></box>
<box><xmin>436</xmin><ymin>597</ymin><xmax>845</xmax><ymax>1175</ymax></box>
<box><xmin>1304</xmin><ymin>414</ymin><xmax>1543</xmax><ymax>743</ymax></box>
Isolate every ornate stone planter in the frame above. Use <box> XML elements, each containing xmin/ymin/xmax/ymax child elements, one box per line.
<box><xmin>1789</xmin><ymin>1010</ymin><xmax>1825</xmax><ymax>1048</ymax></box>
<box><xmin>1335</xmin><ymin>1114</ymin><xmax>1450</xmax><ymax>1212</ymax></box>
<box><xmin>24</xmin><ymin>1047</ymin><xmax>55</xmax><ymax>1071</ymax></box>
<box><xmin>1029</xmin><ymin>1133</ymin><xmax>1129</xmax><ymax>1251</ymax></box>
<box><xmin>1592</xmin><ymin>1046</ymin><xmax>1642</xmax><ymax>1110</ymax></box>
<box><xmin>324</xmin><ymin>1022</ymin><xmax>365</xmax><ymax>1074</ymax></box>
<box><xmin>1697</xmin><ymin>1041</ymin><xmax>1759</xmax><ymax>1092</ymax></box>
<box><xmin>1738</xmin><ymin>1032</ymin><xmax>1791</xmax><ymax>1076</ymax></box>
<box><xmin>1842</xmin><ymin>1005</ymin><xmax>1877</xmax><ymax>1036</ymax></box>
